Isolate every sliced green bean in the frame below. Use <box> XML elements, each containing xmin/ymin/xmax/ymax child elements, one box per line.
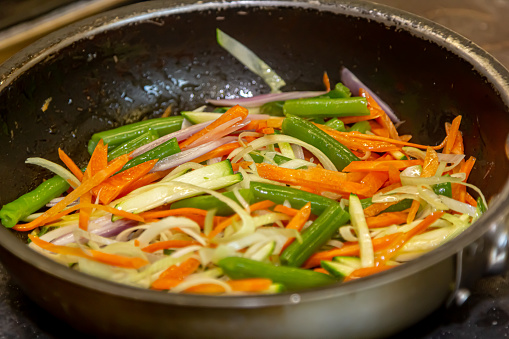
<box><xmin>88</xmin><ymin>116</ymin><xmax>183</xmax><ymax>155</ymax></box>
<box><xmin>280</xmin><ymin>203</ymin><xmax>350</xmax><ymax>267</ymax></box>
<box><xmin>317</xmin><ymin>83</ymin><xmax>352</xmax><ymax>99</ymax></box>
<box><xmin>324</xmin><ymin>118</ymin><xmax>346</xmax><ymax>132</ymax></box>
<box><xmin>282</xmin><ymin>115</ymin><xmax>358</xmax><ymax>171</ymax></box>
<box><xmin>218</xmin><ymin>257</ymin><xmax>336</xmax><ymax>290</ymax></box>
<box><xmin>259</xmin><ymin>101</ymin><xmax>285</xmax><ymax>116</ymax></box>
<box><xmin>119</xmin><ymin>137</ymin><xmax>180</xmax><ymax>173</ymax></box>
<box><xmin>250</xmin><ymin>182</ymin><xmax>335</xmax><ymax>216</ymax></box>
<box><xmin>0</xmin><ymin>176</ymin><xmax>69</xmax><ymax>228</ymax></box>
<box><xmin>283</xmin><ymin>97</ymin><xmax>369</xmax><ymax>118</ymax></box>
<box><xmin>107</xmin><ymin>130</ymin><xmax>159</xmax><ymax>161</ymax></box>
<box><xmin>349</xmin><ymin>120</ymin><xmax>371</xmax><ymax>134</ymax></box>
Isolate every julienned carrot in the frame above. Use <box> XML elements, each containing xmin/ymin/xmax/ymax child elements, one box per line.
<box><xmin>406</xmin><ymin>201</ymin><xmax>420</xmax><ymax>224</ymax></box>
<box><xmin>208</xmin><ymin>200</ymin><xmax>275</xmax><ymax>239</ymax></box>
<box><xmin>191</xmin><ymin>142</ymin><xmax>241</xmax><ymax>164</ymax></box>
<box><xmin>359</xmin><ymin>172</ymin><xmax>389</xmax><ymax>197</ymax></box>
<box><xmin>121</xmin><ymin>168</ymin><xmax>173</xmax><ymax>196</ymax></box>
<box><xmin>339</xmin><ymin>106</ymin><xmax>383</xmax><ymax>125</ymax></box>
<box><xmin>151</xmin><ymin>257</ymin><xmax>201</xmax><ymax>290</ymax></box>
<box><xmin>363</xmin><ymin>201</ymin><xmax>398</xmax><ymax>218</ymax></box>
<box><xmin>388</xmin><ymin>165</ymin><xmax>401</xmax><ymax>184</ymax></box>
<box><xmin>407</xmin><ymin>147</ymin><xmax>438</xmax><ymax>224</ymax></box>
<box><xmin>281</xmin><ymin>202</ymin><xmax>312</xmax><ymax>250</ymax></box>
<box><xmin>58</xmin><ymin>148</ymin><xmax>83</xmax><ymax>181</ymax></box>
<box><xmin>344</xmin><ymin>265</ymin><xmax>395</xmax><ymax>282</ymax></box>
<box><xmin>256</xmin><ymin>163</ymin><xmax>370</xmax><ymax>197</ymax></box>
<box><xmin>323</xmin><ymin>71</ymin><xmax>331</xmax><ymax>92</ymax></box>
<box><xmin>316</xmin><ymin>124</ymin><xmax>447</xmax><ymax>151</ymax></box>
<box><xmin>368</xmin><ymin>120</ymin><xmax>389</xmax><ymax>138</ymax></box>
<box><xmin>375</xmin><ymin>211</ymin><xmax>445</xmax><ymax>265</ymax></box>
<box><xmin>231</xmin><ymin>161</ymin><xmax>253</xmax><ymax>171</ymax></box>
<box><xmin>79</xmin><ymin>189</ymin><xmax>92</xmax><ymax>231</ymax></box>
<box><xmin>139</xmin><ymin>207</ymin><xmax>209</xmax><ymax>219</ymax></box>
<box><xmin>343</xmin><ymin>159</ymin><xmax>423</xmax><ymax>173</ymax></box>
<box><xmin>365</xmin><ymin>212</ymin><xmax>408</xmax><ymax>228</ymax></box>
<box><xmin>87</xmin><ymin>139</ymin><xmax>109</xmax><ymax>176</ymax></box>
<box><xmin>29</xmin><ymin>235</ymin><xmax>149</xmax><ymax>269</ymax></box>
<box><xmin>267</xmin><ymin>117</ymin><xmax>284</xmax><ymax>129</ymax></box>
<box><xmin>360</xmin><ymin>88</ymin><xmax>402</xmax><ymax>141</ymax></box>
<box><xmin>183</xmin><ymin>278</ymin><xmax>273</xmax><ymax>293</ymax></box>
<box><xmin>93</xmin><ymin>159</ymin><xmax>158</xmax><ymax>205</ymax></box>
<box><xmin>142</xmin><ymin>240</ymin><xmax>201</xmax><ymax>253</ymax></box>
<box><xmin>274</xmin><ymin>205</ymin><xmax>299</xmax><ymax>216</ymax></box>
<box><xmin>452</xmin><ymin>156</ymin><xmax>476</xmax><ymax>202</ymax></box>
<box><xmin>13</xmin><ymin>154</ymin><xmax>130</xmax><ymax>231</ymax></box>
<box><xmin>443</xmin><ymin>115</ymin><xmax>462</xmax><ymax>154</ymax></box>
<box><xmin>302</xmin><ymin>233</ymin><xmax>400</xmax><ymax>268</ymax></box>
<box><xmin>179</xmin><ymin>105</ymin><xmax>248</xmax><ymax>149</ymax></box>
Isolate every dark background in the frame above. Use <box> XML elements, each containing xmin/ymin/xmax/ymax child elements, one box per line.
<box><xmin>1</xmin><ymin>0</ymin><xmax>509</xmax><ymax>338</ymax></box>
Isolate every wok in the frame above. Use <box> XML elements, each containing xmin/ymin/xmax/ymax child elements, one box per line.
<box><xmin>0</xmin><ymin>0</ymin><xmax>508</xmax><ymax>338</ymax></box>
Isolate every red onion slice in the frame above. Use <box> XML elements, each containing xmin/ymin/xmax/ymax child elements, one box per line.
<box><xmin>340</xmin><ymin>67</ymin><xmax>400</xmax><ymax>123</ymax></box>
<box><xmin>207</xmin><ymin>91</ymin><xmax>327</xmax><ymax>108</ymax></box>
<box><xmin>151</xmin><ymin>137</ymin><xmax>239</xmax><ymax>172</ymax></box>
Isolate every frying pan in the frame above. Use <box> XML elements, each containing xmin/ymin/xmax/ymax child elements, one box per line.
<box><xmin>0</xmin><ymin>1</ymin><xmax>509</xmax><ymax>338</ymax></box>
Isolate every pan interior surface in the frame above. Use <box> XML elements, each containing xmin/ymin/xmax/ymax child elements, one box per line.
<box><xmin>0</xmin><ymin>1</ymin><xmax>508</xmax><ymax>338</ymax></box>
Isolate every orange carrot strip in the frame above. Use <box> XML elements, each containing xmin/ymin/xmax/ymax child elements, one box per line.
<box><xmin>191</xmin><ymin>142</ymin><xmax>241</xmax><ymax>164</ymax></box>
<box><xmin>231</xmin><ymin>161</ymin><xmax>253</xmax><ymax>171</ymax></box>
<box><xmin>256</xmin><ymin>164</ymin><xmax>370</xmax><ymax>196</ymax></box>
<box><xmin>139</xmin><ymin>208</ymin><xmax>209</xmax><ymax>219</ymax></box>
<box><xmin>366</xmin><ymin>212</ymin><xmax>408</xmax><ymax>228</ymax></box>
<box><xmin>267</xmin><ymin>117</ymin><xmax>284</xmax><ymax>129</ymax></box>
<box><xmin>261</xmin><ymin>127</ymin><xmax>275</xmax><ymax>134</ymax></box>
<box><xmin>282</xmin><ymin>202</ymin><xmax>312</xmax><ymax>251</ymax></box>
<box><xmin>184</xmin><ymin>278</ymin><xmax>273</xmax><ymax>294</ymax></box>
<box><xmin>388</xmin><ymin>165</ymin><xmax>401</xmax><ymax>185</ymax></box>
<box><xmin>93</xmin><ymin>159</ymin><xmax>158</xmax><ymax>205</ymax></box>
<box><xmin>406</xmin><ymin>200</ymin><xmax>420</xmax><ymax>224</ymax></box>
<box><xmin>443</xmin><ymin>116</ymin><xmax>462</xmax><ymax>154</ymax></box>
<box><xmin>79</xmin><ymin>189</ymin><xmax>92</xmax><ymax>231</ymax></box>
<box><xmin>274</xmin><ymin>205</ymin><xmax>299</xmax><ymax>216</ymax></box>
<box><xmin>465</xmin><ymin>193</ymin><xmax>478</xmax><ymax>207</ymax></box>
<box><xmin>87</xmin><ymin>139</ymin><xmax>109</xmax><ymax>177</ymax></box>
<box><xmin>323</xmin><ymin>71</ymin><xmax>331</xmax><ymax>92</ymax></box>
<box><xmin>368</xmin><ymin>120</ymin><xmax>390</xmax><ymax>138</ymax></box>
<box><xmin>179</xmin><ymin>105</ymin><xmax>248</xmax><ymax>149</ymax></box>
<box><xmin>360</xmin><ymin>88</ymin><xmax>400</xmax><ymax>140</ymax></box>
<box><xmin>376</xmin><ymin>211</ymin><xmax>445</xmax><ymax>265</ymax></box>
<box><xmin>121</xmin><ymin>169</ymin><xmax>173</xmax><ymax>196</ymax></box>
<box><xmin>421</xmin><ymin>147</ymin><xmax>439</xmax><ymax>177</ymax></box>
<box><xmin>343</xmin><ymin>159</ymin><xmax>423</xmax><ymax>173</ymax></box>
<box><xmin>359</xmin><ymin>172</ymin><xmax>389</xmax><ymax>197</ymax></box>
<box><xmin>58</xmin><ymin>148</ymin><xmax>83</xmax><ymax>181</ymax></box>
<box><xmin>142</xmin><ymin>240</ymin><xmax>201</xmax><ymax>253</ymax></box>
<box><xmin>344</xmin><ymin>265</ymin><xmax>395</xmax><ymax>282</ymax></box>
<box><xmin>363</xmin><ymin>202</ymin><xmax>398</xmax><ymax>218</ymax></box>
<box><xmin>13</xmin><ymin>155</ymin><xmax>130</xmax><ymax>231</ymax></box>
<box><xmin>316</xmin><ymin>124</ymin><xmax>447</xmax><ymax>150</ymax></box>
<box><xmin>29</xmin><ymin>235</ymin><xmax>148</xmax><ymax>269</ymax></box>
<box><xmin>151</xmin><ymin>258</ymin><xmax>201</xmax><ymax>290</ymax></box>
<box><xmin>302</xmin><ymin>233</ymin><xmax>400</xmax><ymax>269</ymax></box>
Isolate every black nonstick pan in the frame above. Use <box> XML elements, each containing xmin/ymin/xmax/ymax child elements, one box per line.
<box><xmin>0</xmin><ymin>1</ymin><xmax>508</xmax><ymax>338</ymax></box>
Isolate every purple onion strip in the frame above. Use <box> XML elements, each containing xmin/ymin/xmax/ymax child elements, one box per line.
<box><xmin>150</xmin><ymin>136</ymin><xmax>238</xmax><ymax>172</ymax></box>
<box><xmin>340</xmin><ymin>67</ymin><xmax>400</xmax><ymax>123</ymax></box>
<box><xmin>207</xmin><ymin>91</ymin><xmax>327</xmax><ymax>108</ymax></box>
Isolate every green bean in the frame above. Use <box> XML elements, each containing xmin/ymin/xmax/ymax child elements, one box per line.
<box><xmin>0</xmin><ymin>176</ymin><xmax>69</xmax><ymax>228</ymax></box>
<box><xmin>324</xmin><ymin>118</ymin><xmax>346</xmax><ymax>132</ymax></box>
<box><xmin>282</xmin><ymin>115</ymin><xmax>359</xmax><ymax>171</ymax></box>
<box><xmin>250</xmin><ymin>182</ymin><xmax>334</xmax><ymax>215</ymax></box>
<box><xmin>283</xmin><ymin>97</ymin><xmax>369</xmax><ymax>118</ymax></box>
<box><xmin>317</xmin><ymin>83</ymin><xmax>352</xmax><ymax>99</ymax></box>
<box><xmin>119</xmin><ymin>137</ymin><xmax>180</xmax><ymax>173</ymax></box>
<box><xmin>107</xmin><ymin>130</ymin><xmax>159</xmax><ymax>161</ymax></box>
<box><xmin>218</xmin><ymin>257</ymin><xmax>336</xmax><ymax>290</ymax></box>
<box><xmin>432</xmin><ymin>176</ymin><xmax>452</xmax><ymax>198</ymax></box>
<box><xmin>348</xmin><ymin>120</ymin><xmax>371</xmax><ymax>134</ymax></box>
<box><xmin>170</xmin><ymin>189</ymin><xmax>253</xmax><ymax>216</ymax></box>
<box><xmin>280</xmin><ymin>203</ymin><xmax>350</xmax><ymax>267</ymax></box>
<box><xmin>259</xmin><ymin>101</ymin><xmax>285</xmax><ymax>116</ymax></box>
<box><xmin>88</xmin><ymin>116</ymin><xmax>183</xmax><ymax>155</ymax></box>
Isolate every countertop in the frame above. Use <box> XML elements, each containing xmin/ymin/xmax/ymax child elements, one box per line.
<box><xmin>1</xmin><ymin>0</ymin><xmax>509</xmax><ymax>338</ymax></box>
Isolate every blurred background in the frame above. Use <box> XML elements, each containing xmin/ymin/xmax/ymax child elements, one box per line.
<box><xmin>1</xmin><ymin>0</ymin><xmax>509</xmax><ymax>338</ymax></box>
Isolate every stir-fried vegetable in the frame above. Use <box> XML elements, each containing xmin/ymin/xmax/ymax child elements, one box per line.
<box><xmin>0</xmin><ymin>30</ymin><xmax>487</xmax><ymax>295</ymax></box>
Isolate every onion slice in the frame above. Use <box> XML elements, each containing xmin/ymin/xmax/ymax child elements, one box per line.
<box><xmin>207</xmin><ymin>91</ymin><xmax>328</xmax><ymax>108</ymax></box>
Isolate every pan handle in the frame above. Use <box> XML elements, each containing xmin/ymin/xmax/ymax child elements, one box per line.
<box><xmin>447</xmin><ymin>215</ymin><xmax>509</xmax><ymax>306</ymax></box>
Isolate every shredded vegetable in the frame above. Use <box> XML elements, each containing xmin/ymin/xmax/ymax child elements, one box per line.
<box><xmin>0</xmin><ymin>32</ymin><xmax>487</xmax><ymax>295</ymax></box>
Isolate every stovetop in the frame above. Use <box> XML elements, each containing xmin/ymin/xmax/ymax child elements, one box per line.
<box><xmin>1</xmin><ymin>0</ymin><xmax>509</xmax><ymax>338</ymax></box>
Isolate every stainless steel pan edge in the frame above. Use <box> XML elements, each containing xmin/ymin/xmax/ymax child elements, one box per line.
<box><xmin>0</xmin><ymin>1</ymin><xmax>508</xmax><ymax>338</ymax></box>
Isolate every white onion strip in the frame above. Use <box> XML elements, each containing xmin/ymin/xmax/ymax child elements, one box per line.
<box><xmin>207</xmin><ymin>91</ymin><xmax>327</xmax><ymax>107</ymax></box>
<box><xmin>25</xmin><ymin>157</ymin><xmax>81</xmax><ymax>188</ymax></box>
